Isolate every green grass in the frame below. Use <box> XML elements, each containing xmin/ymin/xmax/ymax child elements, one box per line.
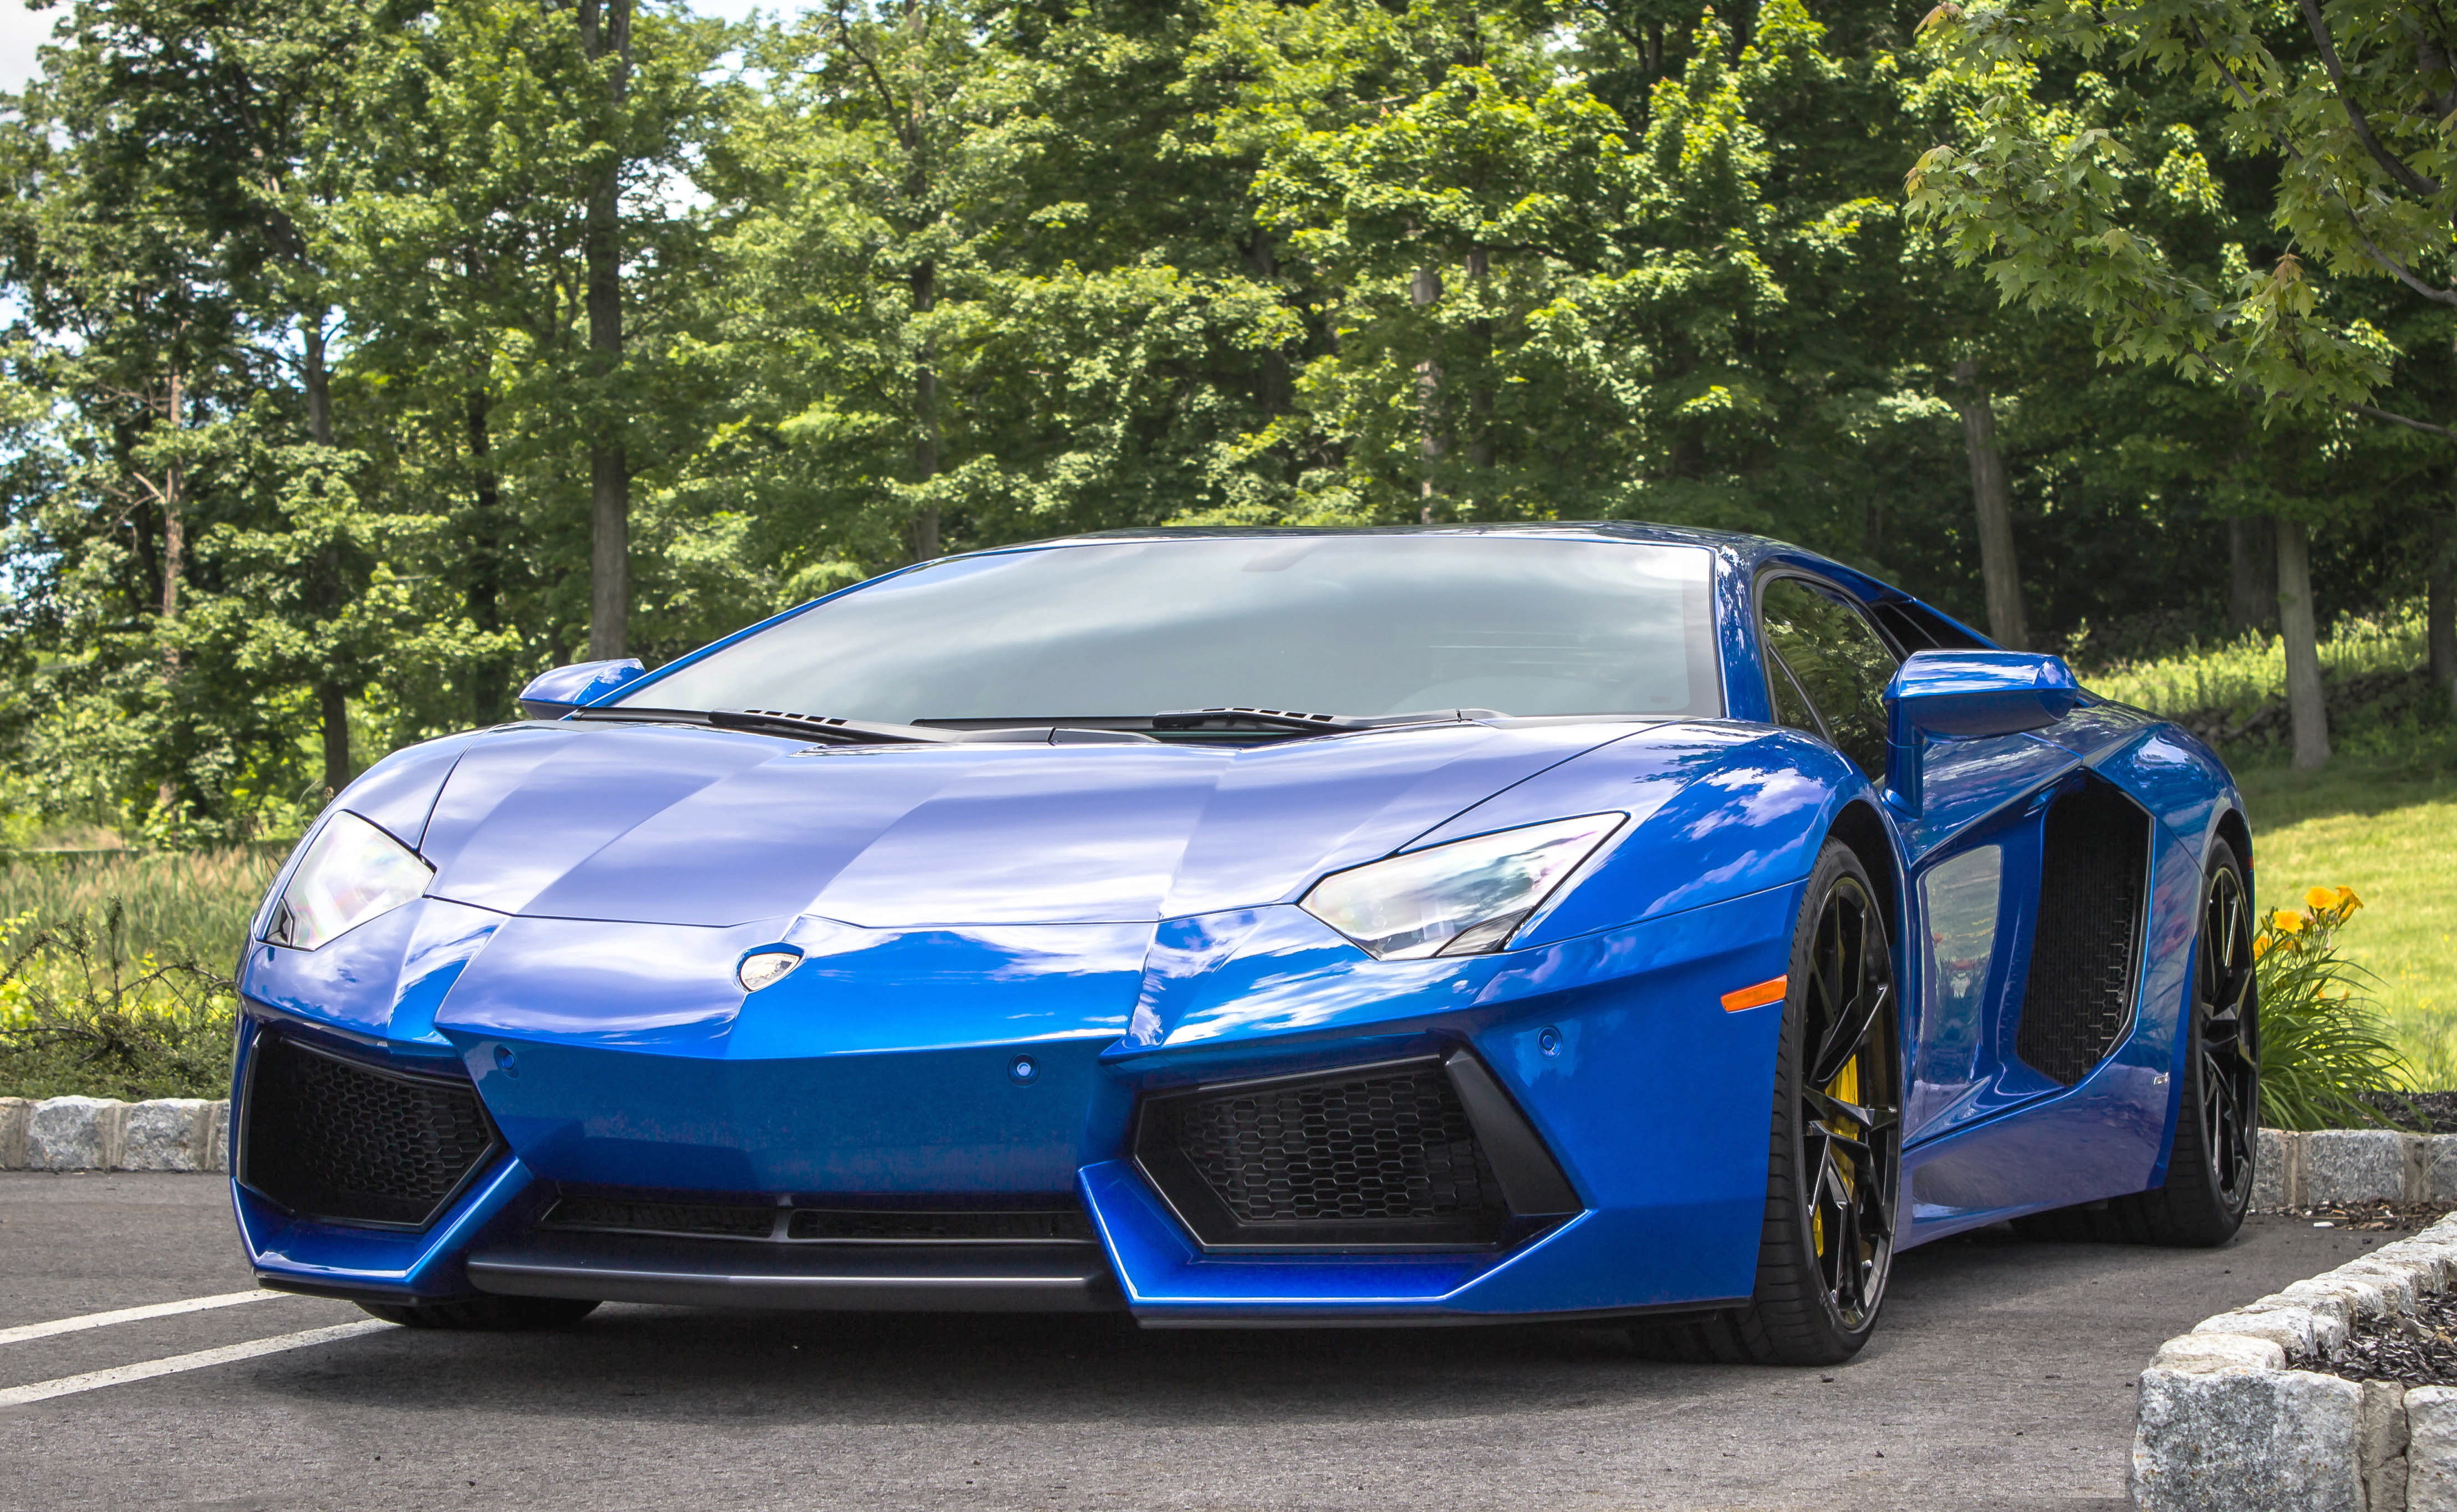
<box><xmin>2238</xmin><ymin>759</ymin><xmax>2457</xmax><ymax>1089</ymax></box>
<box><xmin>0</xmin><ymin>847</ymin><xmax>282</xmax><ymax>969</ymax></box>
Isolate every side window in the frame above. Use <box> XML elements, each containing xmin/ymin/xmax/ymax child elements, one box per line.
<box><xmin>1758</xmin><ymin>577</ymin><xmax>1899</xmax><ymax>777</ymax></box>
<box><xmin>1766</xmin><ymin>655</ymin><xmax>1823</xmax><ymax>738</ymax></box>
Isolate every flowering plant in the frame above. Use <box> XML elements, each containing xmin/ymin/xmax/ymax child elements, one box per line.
<box><xmin>2255</xmin><ymin>884</ymin><xmax>2407</xmax><ymax>1131</ymax></box>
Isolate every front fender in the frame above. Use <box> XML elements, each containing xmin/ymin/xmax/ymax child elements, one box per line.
<box><xmin>1404</xmin><ymin>721</ymin><xmax>1869</xmax><ymax>951</ymax></box>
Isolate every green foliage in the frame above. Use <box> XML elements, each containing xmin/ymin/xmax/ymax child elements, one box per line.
<box><xmin>0</xmin><ymin>905</ymin><xmax>240</xmax><ymax>1100</ymax></box>
<box><xmin>0</xmin><ymin>0</ymin><xmax>2449</xmax><ymax>842</ymax></box>
<box><xmin>2254</xmin><ymin>886</ymin><xmax>2410</xmax><ymax>1130</ymax></box>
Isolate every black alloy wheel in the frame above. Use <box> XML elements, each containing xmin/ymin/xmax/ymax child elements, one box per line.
<box><xmin>2011</xmin><ymin>837</ymin><xmax>2258</xmax><ymax>1247</ymax></box>
<box><xmin>1632</xmin><ymin>840</ymin><xmax>1902</xmax><ymax>1366</ymax></box>
<box><xmin>2194</xmin><ymin>856</ymin><xmax>2261</xmax><ymax>1215</ymax></box>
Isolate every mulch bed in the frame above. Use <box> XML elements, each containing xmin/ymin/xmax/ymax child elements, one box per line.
<box><xmin>2359</xmin><ymin>1091</ymin><xmax>2457</xmax><ymax>1134</ymax></box>
<box><xmin>2301</xmin><ymin>1291</ymin><xmax>2457</xmax><ymax>1387</ymax></box>
<box><xmin>2266</xmin><ymin>1199</ymin><xmax>2457</xmax><ymax>1232</ymax></box>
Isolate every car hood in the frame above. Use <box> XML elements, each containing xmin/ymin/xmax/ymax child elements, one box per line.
<box><xmin>402</xmin><ymin>719</ymin><xmax>1653</xmax><ymax>929</ymax></box>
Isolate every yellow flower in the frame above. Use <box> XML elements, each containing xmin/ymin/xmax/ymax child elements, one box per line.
<box><xmin>2271</xmin><ymin>912</ymin><xmax>2306</xmax><ymax>936</ymax></box>
<box><xmin>2336</xmin><ymin>886</ymin><xmax>2364</xmax><ymax>912</ymax></box>
<box><xmin>2253</xmin><ymin>934</ymin><xmax>2273</xmax><ymax>961</ymax></box>
<box><xmin>2306</xmin><ymin>885</ymin><xmax>2339</xmax><ymax>912</ymax></box>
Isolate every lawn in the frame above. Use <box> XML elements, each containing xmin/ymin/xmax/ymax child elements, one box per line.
<box><xmin>2237</xmin><ymin>759</ymin><xmax>2457</xmax><ymax>1087</ymax></box>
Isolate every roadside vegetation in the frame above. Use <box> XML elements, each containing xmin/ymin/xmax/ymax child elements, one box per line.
<box><xmin>0</xmin><ymin>850</ymin><xmax>274</xmax><ymax>1100</ymax></box>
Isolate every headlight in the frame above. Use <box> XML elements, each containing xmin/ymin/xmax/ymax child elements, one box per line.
<box><xmin>1300</xmin><ymin>813</ymin><xmax>1625</xmax><ymax>960</ymax></box>
<box><xmin>263</xmin><ymin>811</ymin><xmax>433</xmax><ymax>951</ymax></box>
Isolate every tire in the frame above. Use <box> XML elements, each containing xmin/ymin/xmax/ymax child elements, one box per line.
<box><xmin>2011</xmin><ymin>838</ymin><xmax>2259</xmax><ymax>1248</ymax></box>
<box><xmin>358</xmin><ymin>1295</ymin><xmax>601</xmax><ymax>1330</ymax></box>
<box><xmin>1630</xmin><ymin>840</ymin><xmax>1902</xmax><ymax>1367</ymax></box>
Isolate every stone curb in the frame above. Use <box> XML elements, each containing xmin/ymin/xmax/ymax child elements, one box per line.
<box><xmin>2135</xmin><ymin>1209</ymin><xmax>2457</xmax><ymax>1511</ymax></box>
<box><xmin>2257</xmin><ymin>1128</ymin><xmax>2457</xmax><ymax>1209</ymax></box>
<box><xmin>0</xmin><ymin>1096</ymin><xmax>228</xmax><ymax>1173</ymax></box>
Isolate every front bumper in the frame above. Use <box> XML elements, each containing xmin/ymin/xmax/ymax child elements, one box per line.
<box><xmin>234</xmin><ymin>883</ymin><xmax>1798</xmax><ymax>1322</ymax></box>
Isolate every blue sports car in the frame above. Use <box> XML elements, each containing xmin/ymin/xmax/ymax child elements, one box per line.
<box><xmin>231</xmin><ymin>524</ymin><xmax>2259</xmax><ymax>1365</ymax></box>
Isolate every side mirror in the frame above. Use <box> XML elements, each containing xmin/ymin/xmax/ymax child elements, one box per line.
<box><xmin>1882</xmin><ymin>651</ymin><xmax>2081</xmax><ymax>815</ymax></box>
<box><xmin>517</xmin><ymin>658</ymin><xmax>646</xmax><ymax>719</ymax></box>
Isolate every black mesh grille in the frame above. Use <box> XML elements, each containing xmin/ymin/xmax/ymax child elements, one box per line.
<box><xmin>538</xmin><ymin>1195</ymin><xmax>1094</xmax><ymax>1243</ymax></box>
<box><xmin>787</xmin><ymin>1208</ymin><xmax>1093</xmax><ymax>1242</ymax></box>
<box><xmin>1136</xmin><ymin>1060</ymin><xmax>1511</xmax><ymax>1245</ymax></box>
<box><xmin>547</xmin><ymin>1196</ymin><xmax>778</xmax><ymax>1239</ymax></box>
<box><xmin>2017</xmin><ymin>778</ymin><xmax>2153</xmax><ymax>1086</ymax></box>
<box><xmin>241</xmin><ymin>1034</ymin><xmax>499</xmax><ymax>1228</ymax></box>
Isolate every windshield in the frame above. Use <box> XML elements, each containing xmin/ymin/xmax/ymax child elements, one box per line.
<box><xmin>616</xmin><ymin>535</ymin><xmax>1722</xmax><ymax>724</ymax></box>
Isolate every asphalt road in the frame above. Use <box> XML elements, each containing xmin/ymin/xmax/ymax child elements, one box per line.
<box><xmin>0</xmin><ymin>1173</ymin><xmax>2382</xmax><ymax>1512</ymax></box>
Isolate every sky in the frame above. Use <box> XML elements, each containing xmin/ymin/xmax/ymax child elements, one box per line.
<box><xmin>0</xmin><ymin>0</ymin><xmax>771</xmax><ymax>93</ymax></box>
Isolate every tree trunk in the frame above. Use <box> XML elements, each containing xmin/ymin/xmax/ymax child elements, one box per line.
<box><xmin>303</xmin><ymin>314</ymin><xmax>353</xmax><ymax>791</ymax></box>
<box><xmin>318</xmin><ymin>682</ymin><xmax>351</xmax><ymax>794</ymax></box>
<box><xmin>2430</xmin><ymin>503</ymin><xmax>2456</xmax><ymax>715</ymax></box>
<box><xmin>1950</xmin><ymin>359</ymin><xmax>2027</xmax><ymax>651</ymax></box>
<box><xmin>582</xmin><ymin>0</ymin><xmax>632</xmax><ymax>662</ymax></box>
<box><xmin>1248</xmin><ymin>232</ymin><xmax>1289</xmax><ymax>419</ymax></box>
<box><xmin>2228</xmin><ymin>516</ymin><xmax>2276</xmax><ymax>633</ymax></box>
<box><xmin>159</xmin><ymin>361</ymin><xmax>185</xmax><ymax>677</ymax></box>
<box><xmin>1413</xmin><ymin>264</ymin><xmax>1444</xmax><ymax>523</ymax></box>
<box><xmin>468</xmin><ymin>389</ymin><xmax>504</xmax><ymax>724</ymax></box>
<box><xmin>1465</xmin><ymin>248</ymin><xmax>1492</xmax><ymax>513</ymax></box>
<box><xmin>303</xmin><ymin>315</ymin><xmax>333</xmax><ymax>449</ymax></box>
<box><xmin>909</xmin><ymin>258</ymin><xmax>939</xmax><ymax>562</ymax></box>
<box><xmin>2276</xmin><ymin>515</ymin><xmax>2332</xmax><ymax>770</ymax></box>
<box><xmin>155</xmin><ymin>361</ymin><xmax>186</xmax><ymax>816</ymax></box>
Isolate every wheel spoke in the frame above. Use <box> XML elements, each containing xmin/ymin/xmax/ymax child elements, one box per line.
<box><xmin>1803</xmin><ymin>1086</ymin><xmax>1898</xmax><ymax>1134</ymax></box>
<box><xmin>1811</xmin><ymin>981</ymin><xmax>1887</xmax><ymax>1087</ymax></box>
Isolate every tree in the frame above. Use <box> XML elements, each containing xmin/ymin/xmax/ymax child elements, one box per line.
<box><xmin>1907</xmin><ymin>0</ymin><xmax>2457</xmax><ymax>764</ymax></box>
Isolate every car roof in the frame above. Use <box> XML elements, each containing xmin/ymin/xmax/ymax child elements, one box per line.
<box><xmin>1029</xmin><ymin>521</ymin><xmax>1925</xmax><ymax>612</ymax></box>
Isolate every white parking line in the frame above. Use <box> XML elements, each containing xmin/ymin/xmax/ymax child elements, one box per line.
<box><xmin>0</xmin><ymin>1290</ymin><xmax>284</xmax><ymax>1347</ymax></box>
<box><xmin>0</xmin><ymin>1320</ymin><xmax>393</xmax><ymax>1407</ymax></box>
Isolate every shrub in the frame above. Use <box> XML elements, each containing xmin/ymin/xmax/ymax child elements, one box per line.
<box><xmin>2255</xmin><ymin>886</ymin><xmax>2410</xmax><ymax>1130</ymax></box>
<box><xmin>0</xmin><ymin>905</ymin><xmax>238</xmax><ymax>1100</ymax></box>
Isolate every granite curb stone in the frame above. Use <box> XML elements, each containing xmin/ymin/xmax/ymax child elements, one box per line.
<box><xmin>2258</xmin><ymin>1128</ymin><xmax>2457</xmax><ymax>1208</ymax></box>
<box><xmin>0</xmin><ymin>1095</ymin><xmax>228</xmax><ymax>1172</ymax></box>
<box><xmin>2408</xmin><ymin>1387</ymin><xmax>2457</xmax><ymax>1512</ymax></box>
<box><xmin>2135</xmin><ymin>1212</ymin><xmax>2457</xmax><ymax>1511</ymax></box>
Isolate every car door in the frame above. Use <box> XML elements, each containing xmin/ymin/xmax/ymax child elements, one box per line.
<box><xmin>1753</xmin><ymin>575</ymin><xmax>2069</xmax><ymax>1150</ymax></box>
<box><xmin>1757</xmin><ymin>578</ymin><xmax>2181</xmax><ymax>1236</ymax></box>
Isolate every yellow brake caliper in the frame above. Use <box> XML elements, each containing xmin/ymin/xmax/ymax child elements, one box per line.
<box><xmin>1813</xmin><ymin>1055</ymin><xmax>1861</xmax><ymax>1259</ymax></box>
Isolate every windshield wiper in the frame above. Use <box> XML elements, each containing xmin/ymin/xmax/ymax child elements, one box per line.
<box><xmin>568</xmin><ymin>706</ymin><xmax>962</xmax><ymax>744</ymax></box>
<box><xmin>1149</xmin><ymin>706</ymin><xmax>1502</xmax><ymax>734</ymax></box>
<box><xmin>575</xmin><ymin>707</ymin><xmax>1161</xmax><ymax>745</ymax></box>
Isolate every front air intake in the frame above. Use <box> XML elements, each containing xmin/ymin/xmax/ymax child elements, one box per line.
<box><xmin>239</xmin><ymin>1033</ymin><xmax>501</xmax><ymax>1229</ymax></box>
<box><xmin>1133</xmin><ymin>1052</ymin><xmax>1577</xmax><ymax>1250</ymax></box>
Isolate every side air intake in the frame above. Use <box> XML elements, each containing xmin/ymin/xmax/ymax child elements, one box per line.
<box><xmin>1132</xmin><ymin>1051</ymin><xmax>1577</xmax><ymax>1250</ymax></box>
<box><xmin>240</xmin><ymin>1033</ymin><xmax>501</xmax><ymax>1229</ymax></box>
<box><xmin>2016</xmin><ymin>775</ymin><xmax>2154</xmax><ymax>1086</ymax></box>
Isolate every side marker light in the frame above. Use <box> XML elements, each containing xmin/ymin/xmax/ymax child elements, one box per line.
<box><xmin>1721</xmin><ymin>976</ymin><xmax>1788</xmax><ymax>1013</ymax></box>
